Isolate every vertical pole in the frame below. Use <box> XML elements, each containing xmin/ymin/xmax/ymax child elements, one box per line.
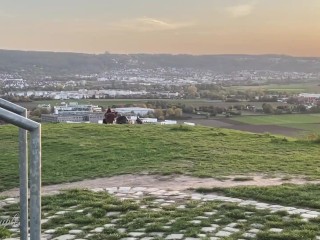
<box><xmin>19</xmin><ymin>109</ymin><xmax>28</xmax><ymax>240</ymax></box>
<box><xmin>30</xmin><ymin>126</ymin><xmax>41</xmax><ymax>240</ymax></box>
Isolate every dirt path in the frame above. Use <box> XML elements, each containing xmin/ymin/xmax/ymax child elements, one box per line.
<box><xmin>1</xmin><ymin>174</ymin><xmax>319</xmax><ymax>197</ymax></box>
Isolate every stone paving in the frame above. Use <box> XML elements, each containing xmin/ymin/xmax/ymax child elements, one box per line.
<box><xmin>1</xmin><ymin>187</ymin><xmax>320</xmax><ymax>240</ymax></box>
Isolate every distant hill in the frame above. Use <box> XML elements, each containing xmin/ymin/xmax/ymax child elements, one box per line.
<box><xmin>1</xmin><ymin>49</ymin><xmax>320</xmax><ymax>75</ymax></box>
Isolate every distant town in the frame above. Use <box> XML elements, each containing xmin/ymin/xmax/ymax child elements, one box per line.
<box><xmin>1</xmin><ymin>51</ymin><xmax>320</xmax><ymax>126</ymax></box>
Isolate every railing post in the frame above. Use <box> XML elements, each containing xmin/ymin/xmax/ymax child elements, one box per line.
<box><xmin>0</xmin><ymin>101</ymin><xmax>41</xmax><ymax>240</ymax></box>
<box><xmin>19</xmin><ymin>109</ymin><xmax>28</xmax><ymax>240</ymax></box>
<box><xmin>0</xmin><ymin>99</ymin><xmax>29</xmax><ymax>240</ymax></box>
<box><xmin>30</xmin><ymin>127</ymin><xmax>41</xmax><ymax>240</ymax></box>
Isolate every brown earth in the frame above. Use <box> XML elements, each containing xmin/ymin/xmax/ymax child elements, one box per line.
<box><xmin>1</xmin><ymin>174</ymin><xmax>319</xmax><ymax>198</ymax></box>
<box><xmin>189</xmin><ymin>118</ymin><xmax>302</xmax><ymax>137</ymax></box>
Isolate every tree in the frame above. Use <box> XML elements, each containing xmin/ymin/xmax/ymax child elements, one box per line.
<box><xmin>187</xmin><ymin>85</ymin><xmax>198</xmax><ymax>98</ymax></box>
<box><xmin>166</xmin><ymin>108</ymin><xmax>175</xmax><ymax>117</ymax></box>
<box><xmin>183</xmin><ymin>105</ymin><xmax>195</xmax><ymax>114</ymax></box>
<box><xmin>154</xmin><ymin>109</ymin><xmax>164</xmax><ymax>119</ymax></box>
<box><xmin>174</xmin><ymin>108</ymin><xmax>183</xmax><ymax>118</ymax></box>
<box><xmin>262</xmin><ymin>103</ymin><xmax>274</xmax><ymax>114</ymax></box>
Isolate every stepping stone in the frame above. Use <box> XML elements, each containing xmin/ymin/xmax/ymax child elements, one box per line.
<box><xmin>201</xmin><ymin>227</ymin><xmax>217</xmax><ymax>233</ymax></box>
<box><xmin>195</xmin><ymin>216</ymin><xmax>209</xmax><ymax>219</ymax></box>
<box><xmin>215</xmin><ymin>231</ymin><xmax>232</xmax><ymax>237</ymax></box>
<box><xmin>91</xmin><ymin>188</ymin><xmax>104</xmax><ymax>192</ymax></box>
<box><xmin>136</xmin><ymin>228</ymin><xmax>146</xmax><ymax>232</ymax></box>
<box><xmin>176</xmin><ymin>205</ymin><xmax>186</xmax><ymax>209</ymax></box>
<box><xmin>128</xmin><ymin>232</ymin><xmax>145</xmax><ymax>237</ymax></box>
<box><xmin>209</xmin><ymin>238</ymin><xmax>220</xmax><ymax>240</ymax></box>
<box><xmin>44</xmin><ymin>229</ymin><xmax>56</xmax><ymax>234</ymax></box>
<box><xmin>65</xmin><ymin>224</ymin><xmax>77</xmax><ymax>228</ymax></box>
<box><xmin>69</xmin><ymin>230</ymin><xmax>83</xmax><ymax>234</ymax></box>
<box><xmin>84</xmin><ymin>234</ymin><xmax>94</xmax><ymax>238</ymax></box>
<box><xmin>134</xmin><ymin>192</ymin><xmax>144</xmax><ymax>196</ymax></box>
<box><xmin>249</xmin><ymin>229</ymin><xmax>260</xmax><ymax>234</ymax></box>
<box><xmin>161</xmin><ymin>203</ymin><xmax>172</xmax><ymax>207</ymax></box>
<box><xmin>41</xmin><ymin>219</ymin><xmax>49</xmax><ymax>224</ymax></box>
<box><xmin>226</xmin><ymin>223</ymin><xmax>238</xmax><ymax>228</ymax></box>
<box><xmin>141</xmin><ymin>238</ymin><xmax>154</xmax><ymax>240</ymax></box>
<box><xmin>52</xmin><ymin>234</ymin><xmax>76</xmax><ymax>240</ymax></box>
<box><xmin>75</xmin><ymin>209</ymin><xmax>84</xmax><ymax>213</ymax></box>
<box><xmin>269</xmin><ymin>228</ymin><xmax>283</xmax><ymax>233</ymax></box>
<box><xmin>149</xmin><ymin>232</ymin><xmax>164</xmax><ymax>237</ymax></box>
<box><xmin>242</xmin><ymin>233</ymin><xmax>256</xmax><ymax>238</ymax></box>
<box><xmin>118</xmin><ymin>228</ymin><xmax>127</xmax><ymax>233</ymax></box>
<box><xmin>250</xmin><ymin>223</ymin><xmax>263</xmax><ymax>229</ymax></box>
<box><xmin>197</xmin><ymin>234</ymin><xmax>206</xmax><ymax>238</ymax></box>
<box><xmin>165</xmin><ymin>234</ymin><xmax>184</xmax><ymax>240</ymax></box>
<box><xmin>223</xmin><ymin>227</ymin><xmax>239</xmax><ymax>233</ymax></box>
<box><xmin>55</xmin><ymin>211</ymin><xmax>68</xmax><ymax>215</ymax></box>
<box><xmin>4</xmin><ymin>198</ymin><xmax>15</xmax><ymax>201</ymax></box>
<box><xmin>104</xmin><ymin>224</ymin><xmax>116</xmax><ymax>228</ymax></box>
<box><xmin>204</xmin><ymin>212</ymin><xmax>216</xmax><ymax>216</ymax></box>
<box><xmin>301</xmin><ymin>213</ymin><xmax>318</xmax><ymax>219</ymax></box>
<box><xmin>189</xmin><ymin>220</ymin><xmax>201</xmax><ymax>224</ymax></box>
<box><xmin>237</xmin><ymin>219</ymin><xmax>247</xmax><ymax>223</ymax></box>
<box><xmin>107</xmin><ymin>212</ymin><xmax>121</xmax><ymax>217</ymax></box>
<box><xmin>91</xmin><ymin>227</ymin><xmax>104</xmax><ymax>233</ymax></box>
<box><xmin>185</xmin><ymin>238</ymin><xmax>200</xmax><ymax>240</ymax></box>
<box><xmin>120</xmin><ymin>238</ymin><xmax>137</xmax><ymax>240</ymax></box>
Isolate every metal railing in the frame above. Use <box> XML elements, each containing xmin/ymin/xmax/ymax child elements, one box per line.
<box><xmin>0</xmin><ymin>98</ymin><xmax>41</xmax><ymax>240</ymax></box>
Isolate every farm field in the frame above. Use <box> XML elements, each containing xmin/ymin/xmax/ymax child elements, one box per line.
<box><xmin>1</xmin><ymin>124</ymin><xmax>320</xmax><ymax>192</ymax></box>
<box><xmin>228</xmin><ymin>82</ymin><xmax>320</xmax><ymax>94</ymax></box>
<box><xmin>232</xmin><ymin>114</ymin><xmax>320</xmax><ymax>135</ymax></box>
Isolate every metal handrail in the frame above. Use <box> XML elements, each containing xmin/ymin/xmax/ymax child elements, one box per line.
<box><xmin>0</xmin><ymin>98</ymin><xmax>41</xmax><ymax>240</ymax></box>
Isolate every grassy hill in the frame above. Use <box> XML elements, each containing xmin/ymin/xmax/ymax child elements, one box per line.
<box><xmin>1</xmin><ymin>124</ymin><xmax>320</xmax><ymax>192</ymax></box>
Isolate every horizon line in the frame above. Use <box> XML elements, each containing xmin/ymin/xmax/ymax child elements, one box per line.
<box><xmin>1</xmin><ymin>48</ymin><xmax>320</xmax><ymax>58</ymax></box>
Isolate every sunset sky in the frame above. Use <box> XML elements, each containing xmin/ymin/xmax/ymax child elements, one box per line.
<box><xmin>1</xmin><ymin>0</ymin><xmax>320</xmax><ymax>56</ymax></box>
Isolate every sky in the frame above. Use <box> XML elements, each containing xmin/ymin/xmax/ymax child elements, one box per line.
<box><xmin>0</xmin><ymin>0</ymin><xmax>320</xmax><ymax>56</ymax></box>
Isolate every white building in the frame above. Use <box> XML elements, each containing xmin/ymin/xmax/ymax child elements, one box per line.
<box><xmin>114</xmin><ymin>107</ymin><xmax>154</xmax><ymax>116</ymax></box>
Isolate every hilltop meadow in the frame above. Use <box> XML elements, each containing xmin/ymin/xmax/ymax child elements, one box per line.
<box><xmin>1</xmin><ymin>124</ymin><xmax>320</xmax><ymax>192</ymax></box>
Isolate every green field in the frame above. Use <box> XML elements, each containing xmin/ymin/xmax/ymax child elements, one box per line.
<box><xmin>1</xmin><ymin>124</ymin><xmax>320</xmax><ymax>192</ymax></box>
<box><xmin>233</xmin><ymin>114</ymin><xmax>320</xmax><ymax>134</ymax></box>
<box><xmin>229</xmin><ymin>83</ymin><xmax>320</xmax><ymax>94</ymax></box>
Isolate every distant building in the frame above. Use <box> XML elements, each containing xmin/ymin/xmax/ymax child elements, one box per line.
<box><xmin>114</xmin><ymin>107</ymin><xmax>154</xmax><ymax>116</ymax></box>
<box><xmin>37</xmin><ymin>104</ymin><xmax>51</xmax><ymax>112</ymax></box>
<box><xmin>298</xmin><ymin>93</ymin><xmax>320</xmax><ymax>104</ymax></box>
<box><xmin>42</xmin><ymin>102</ymin><xmax>103</xmax><ymax>123</ymax></box>
<box><xmin>41</xmin><ymin>113</ymin><xmax>104</xmax><ymax>123</ymax></box>
<box><xmin>54</xmin><ymin>102</ymin><xmax>102</xmax><ymax>115</ymax></box>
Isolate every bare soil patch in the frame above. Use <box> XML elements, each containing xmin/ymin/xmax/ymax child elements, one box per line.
<box><xmin>202</xmin><ymin>118</ymin><xmax>303</xmax><ymax>137</ymax></box>
<box><xmin>226</xmin><ymin>124</ymin><xmax>301</xmax><ymax>137</ymax></box>
<box><xmin>1</xmin><ymin>174</ymin><xmax>319</xmax><ymax>197</ymax></box>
